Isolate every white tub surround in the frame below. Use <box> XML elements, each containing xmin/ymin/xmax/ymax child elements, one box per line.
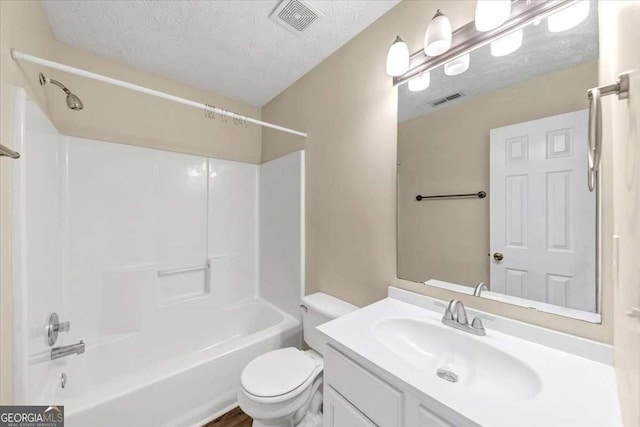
<box><xmin>259</xmin><ymin>151</ymin><xmax>305</xmax><ymax>321</ymax></box>
<box><xmin>12</xmin><ymin>88</ymin><xmax>305</xmax><ymax>427</ymax></box>
<box><xmin>318</xmin><ymin>287</ymin><xmax>621</xmax><ymax>427</ymax></box>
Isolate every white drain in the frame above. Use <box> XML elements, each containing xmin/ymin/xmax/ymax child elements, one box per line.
<box><xmin>436</xmin><ymin>368</ymin><xmax>458</xmax><ymax>383</ymax></box>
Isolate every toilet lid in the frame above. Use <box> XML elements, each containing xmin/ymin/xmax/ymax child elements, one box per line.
<box><xmin>241</xmin><ymin>348</ymin><xmax>317</xmax><ymax>398</ymax></box>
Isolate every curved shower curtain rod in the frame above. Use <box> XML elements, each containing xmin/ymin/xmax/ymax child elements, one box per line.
<box><xmin>11</xmin><ymin>49</ymin><xmax>307</xmax><ymax>138</ymax></box>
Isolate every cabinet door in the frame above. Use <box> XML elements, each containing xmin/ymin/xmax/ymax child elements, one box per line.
<box><xmin>325</xmin><ymin>345</ymin><xmax>403</xmax><ymax>427</ymax></box>
<box><xmin>324</xmin><ymin>386</ymin><xmax>376</xmax><ymax>427</ymax></box>
<box><xmin>418</xmin><ymin>405</ymin><xmax>454</xmax><ymax>427</ymax></box>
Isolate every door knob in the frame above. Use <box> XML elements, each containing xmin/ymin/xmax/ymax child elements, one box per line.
<box><xmin>493</xmin><ymin>252</ymin><xmax>504</xmax><ymax>261</ymax></box>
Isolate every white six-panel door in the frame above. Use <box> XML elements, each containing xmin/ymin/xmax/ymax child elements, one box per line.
<box><xmin>489</xmin><ymin>110</ymin><xmax>596</xmax><ymax>312</ymax></box>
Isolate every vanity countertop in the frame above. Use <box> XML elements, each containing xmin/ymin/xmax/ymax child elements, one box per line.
<box><xmin>318</xmin><ymin>289</ymin><xmax>621</xmax><ymax>427</ymax></box>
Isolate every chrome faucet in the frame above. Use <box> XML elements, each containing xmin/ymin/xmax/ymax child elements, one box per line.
<box><xmin>444</xmin><ymin>299</ymin><xmax>468</xmax><ymax>324</ymax></box>
<box><xmin>51</xmin><ymin>340</ymin><xmax>85</xmax><ymax>360</ymax></box>
<box><xmin>473</xmin><ymin>282</ymin><xmax>489</xmax><ymax>297</ymax></box>
<box><xmin>441</xmin><ymin>299</ymin><xmax>493</xmax><ymax>336</ymax></box>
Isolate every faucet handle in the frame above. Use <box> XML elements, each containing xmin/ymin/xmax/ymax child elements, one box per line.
<box><xmin>471</xmin><ymin>314</ymin><xmax>495</xmax><ymax>330</ymax></box>
<box><xmin>46</xmin><ymin>313</ymin><xmax>71</xmax><ymax>346</ymax></box>
<box><xmin>56</xmin><ymin>321</ymin><xmax>70</xmax><ymax>333</ymax></box>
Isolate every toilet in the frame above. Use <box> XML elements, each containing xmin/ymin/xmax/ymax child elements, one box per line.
<box><xmin>238</xmin><ymin>293</ymin><xmax>358</xmax><ymax>427</ymax></box>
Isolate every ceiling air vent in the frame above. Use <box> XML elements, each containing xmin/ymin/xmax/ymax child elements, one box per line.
<box><xmin>270</xmin><ymin>0</ymin><xmax>322</xmax><ymax>35</ymax></box>
<box><xmin>430</xmin><ymin>92</ymin><xmax>466</xmax><ymax>107</ymax></box>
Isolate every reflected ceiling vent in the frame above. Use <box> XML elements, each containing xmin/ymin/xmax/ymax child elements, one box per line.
<box><xmin>430</xmin><ymin>91</ymin><xmax>466</xmax><ymax>107</ymax></box>
<box><xmin>270</xmin><ymin>0</ymin><xmax>322</xmax><ymax>35</ymax></box>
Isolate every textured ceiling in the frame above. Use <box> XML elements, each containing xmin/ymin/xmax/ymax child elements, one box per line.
<box><xmin>42</xmin><ymin>0</ymin><xmax>399</xmax><ymax>107</ymax></box>
<box><xmin>399</xmin><ymin>5</ymin><xmax>599</xmax><ymax>122</ymax></box>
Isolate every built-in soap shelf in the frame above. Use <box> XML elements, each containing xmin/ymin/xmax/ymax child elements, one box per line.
<box><xmin>157</xmin><ymin>260</ymin><xmax>210</xmax><ymax>277</ymax></box>
<box><xmin>157</xmin><ymin>261</ymin><xmax>210</xmax><ymax>306</ymax></box>
<box><xmin>156</xmin><ymin>255</ymin><xmax>238</xmax><ymax>306</ymax></box>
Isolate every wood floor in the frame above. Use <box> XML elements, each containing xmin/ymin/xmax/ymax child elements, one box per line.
<box><xmin>204</xmin><ymin>407</ymin><xmax>252</xmax><ymax>427</ymax></box>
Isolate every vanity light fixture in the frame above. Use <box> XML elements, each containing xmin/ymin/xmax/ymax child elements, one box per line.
<box><xmin>390</xmin><ymin>0</ymin><xmax>585</xmax><ymax>87</ymax></box>
<box><xmin>444</xmin><ymin>53</ymin><xmax>470</xmax><ymax>76</ymax></box>
<box><xmin>490</xmin><ymin>28</ymin><xmax>523</xmax><ymax>57</ymax></box>
<box><xmin>386</xmin><ymin>35</ymin><xmax>410</xmax><ymax>77</ymax></box>
<box><xmin>408</xmin><ymin>72</ymin><xmax>431</xmax><ymax>92</ymax></box>
<box><xmin>475</xmin><ymin>0</ymin><xmax>512</xmax><ymax>32</ymax></box>
<box><xmin>424</xmin><ymin>10</ymin><xmax>452</xmax><ymax>57</ymax></box>
<box><xmin>547</xmin><ymin>0</ymin><xmax>590</xmax><ymax>32</ymax></box>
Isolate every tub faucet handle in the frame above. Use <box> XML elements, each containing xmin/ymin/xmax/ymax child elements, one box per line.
<box><xmin>56</xmin><ymin>321</ymin><xmax>70</xmax><ymax>333</ymax></box>
<box><xmin>46</xmin><ymin>313</ymin><xmax>71</xmax><ymax>346</ymax></box>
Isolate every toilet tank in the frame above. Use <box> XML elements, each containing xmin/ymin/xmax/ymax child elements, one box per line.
<box><xmin>301</xmin><ymin>293</ymin><xmax>358</xmax><ymax>355</ymax></box>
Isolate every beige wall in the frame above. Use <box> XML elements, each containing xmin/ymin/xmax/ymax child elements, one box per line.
<box><xmin>52</xmin><ymin>43</ymin><xmax>262</xmax><ymax>163</ymax></box>
<box><xmin>262</xmin><ymin>0</ymin><xmax>613</xmax><ymax>344</ymax></box>
<box><xmin>398</xmin><ymin>61</ymin><xmax>597</xmax><ymax>285</ymax></box>
<box><xmin>0</xmin><ymin>0</ymin><xmax>263</xmax><ymax>403</ymax></box>
<box><xmin>600</xmin><ymin>2</ymin><xmax>640</xmax><ymax>426</ymax></box>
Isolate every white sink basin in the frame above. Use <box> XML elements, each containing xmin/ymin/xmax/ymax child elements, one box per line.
<box><xmin>372</xmin><ymin>318</ymin><xmax>541</xmax><ymax>402</ymax></box>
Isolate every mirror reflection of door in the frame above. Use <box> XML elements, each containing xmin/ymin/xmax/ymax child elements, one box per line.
<box><xmin>396</xmin><ymin>1</ymin><xmax>601</xmax><ymax>320</ymax></box>
<box><xmin>489</xmin><ymin>110</ymin><xmax>596</xmax><ymax>312</ymax></box>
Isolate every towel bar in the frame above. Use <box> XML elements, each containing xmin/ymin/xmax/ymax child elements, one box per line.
<box><xmin>416</xmin><ymin>191</ymin><xmax>486</xmax><ymax>201</ymax></box>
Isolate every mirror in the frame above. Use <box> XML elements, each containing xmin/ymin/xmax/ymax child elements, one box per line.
<box><xmin>397</xmin><ymin>3</ymin><xmax>600</xmax><ymax>321</ymax></box>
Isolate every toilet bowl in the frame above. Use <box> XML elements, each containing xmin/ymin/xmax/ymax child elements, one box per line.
<box><xmin>237</xmin><ymin>293</ymin><xmax>358</xmax><ymax>427</ymax></box>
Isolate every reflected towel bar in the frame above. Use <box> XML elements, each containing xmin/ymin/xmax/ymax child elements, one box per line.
<box><xmin>0</xmin><ymin>143</ymin><xmax>20</xmax><ymax>159</ymax></box>
<box><xmin>416</xmin><ymin>191</ymin><xmax>486</xmax><ymax>201</ymax></box>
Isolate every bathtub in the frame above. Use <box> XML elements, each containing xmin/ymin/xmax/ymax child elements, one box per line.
<box><xmin>58</xmin><ymin>300</ymin><xmax>300</xmax><ymax>427</ymax></box>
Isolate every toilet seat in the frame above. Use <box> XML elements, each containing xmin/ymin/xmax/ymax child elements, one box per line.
<box><xmin>241</xmin><ymin>348</ymin><xmax>322</xmax><ymax>402</ymax></box>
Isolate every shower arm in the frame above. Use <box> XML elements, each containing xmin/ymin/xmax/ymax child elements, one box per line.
<box><xmin>46</xmin><ymin>77</ymin><xmax>72</xmax><ymax>95</ymax></box>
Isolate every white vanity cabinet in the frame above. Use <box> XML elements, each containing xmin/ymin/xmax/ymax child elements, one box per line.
<box><xmin>323</xmin><ymin>345</ymin><xmax>464</xmax><ymax>427</ymax></box>
<box><xmin>324</xmin><ymin>386</ymin><xmax>376</xmax><ymax>427</ymax></box>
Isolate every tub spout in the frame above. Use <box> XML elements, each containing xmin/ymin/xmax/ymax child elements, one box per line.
<box><xmin>51</xmin><ymin>340</ymin><xmax>85</xmax><ymax>360</ymax></box>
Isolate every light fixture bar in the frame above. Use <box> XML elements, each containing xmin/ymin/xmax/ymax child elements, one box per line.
<box><xmin>11</xmin><ymin>50</ymin><xmax>308</xmax><ymax>138</ymax></box>
<box><xmin>393</xmin><ymin>0</ymin><xmax>579</xmax><ymax>87</ymax></box>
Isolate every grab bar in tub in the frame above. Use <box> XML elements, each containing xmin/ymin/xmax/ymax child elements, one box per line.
<box><xmin>157</xmin><ymin>260</ymin><xmax>211</xmax><ymax>277</ymax></box>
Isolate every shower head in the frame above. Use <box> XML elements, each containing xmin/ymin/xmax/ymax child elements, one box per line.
<box><xmin>65</xmin><ymin>92</ymin><xmax>83</xmax><ymax>111</ymax></box>
<box><xmin>39</xmin><ymin>73</ymin><xmax>84</xmax><ymax>111</ymax></box>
